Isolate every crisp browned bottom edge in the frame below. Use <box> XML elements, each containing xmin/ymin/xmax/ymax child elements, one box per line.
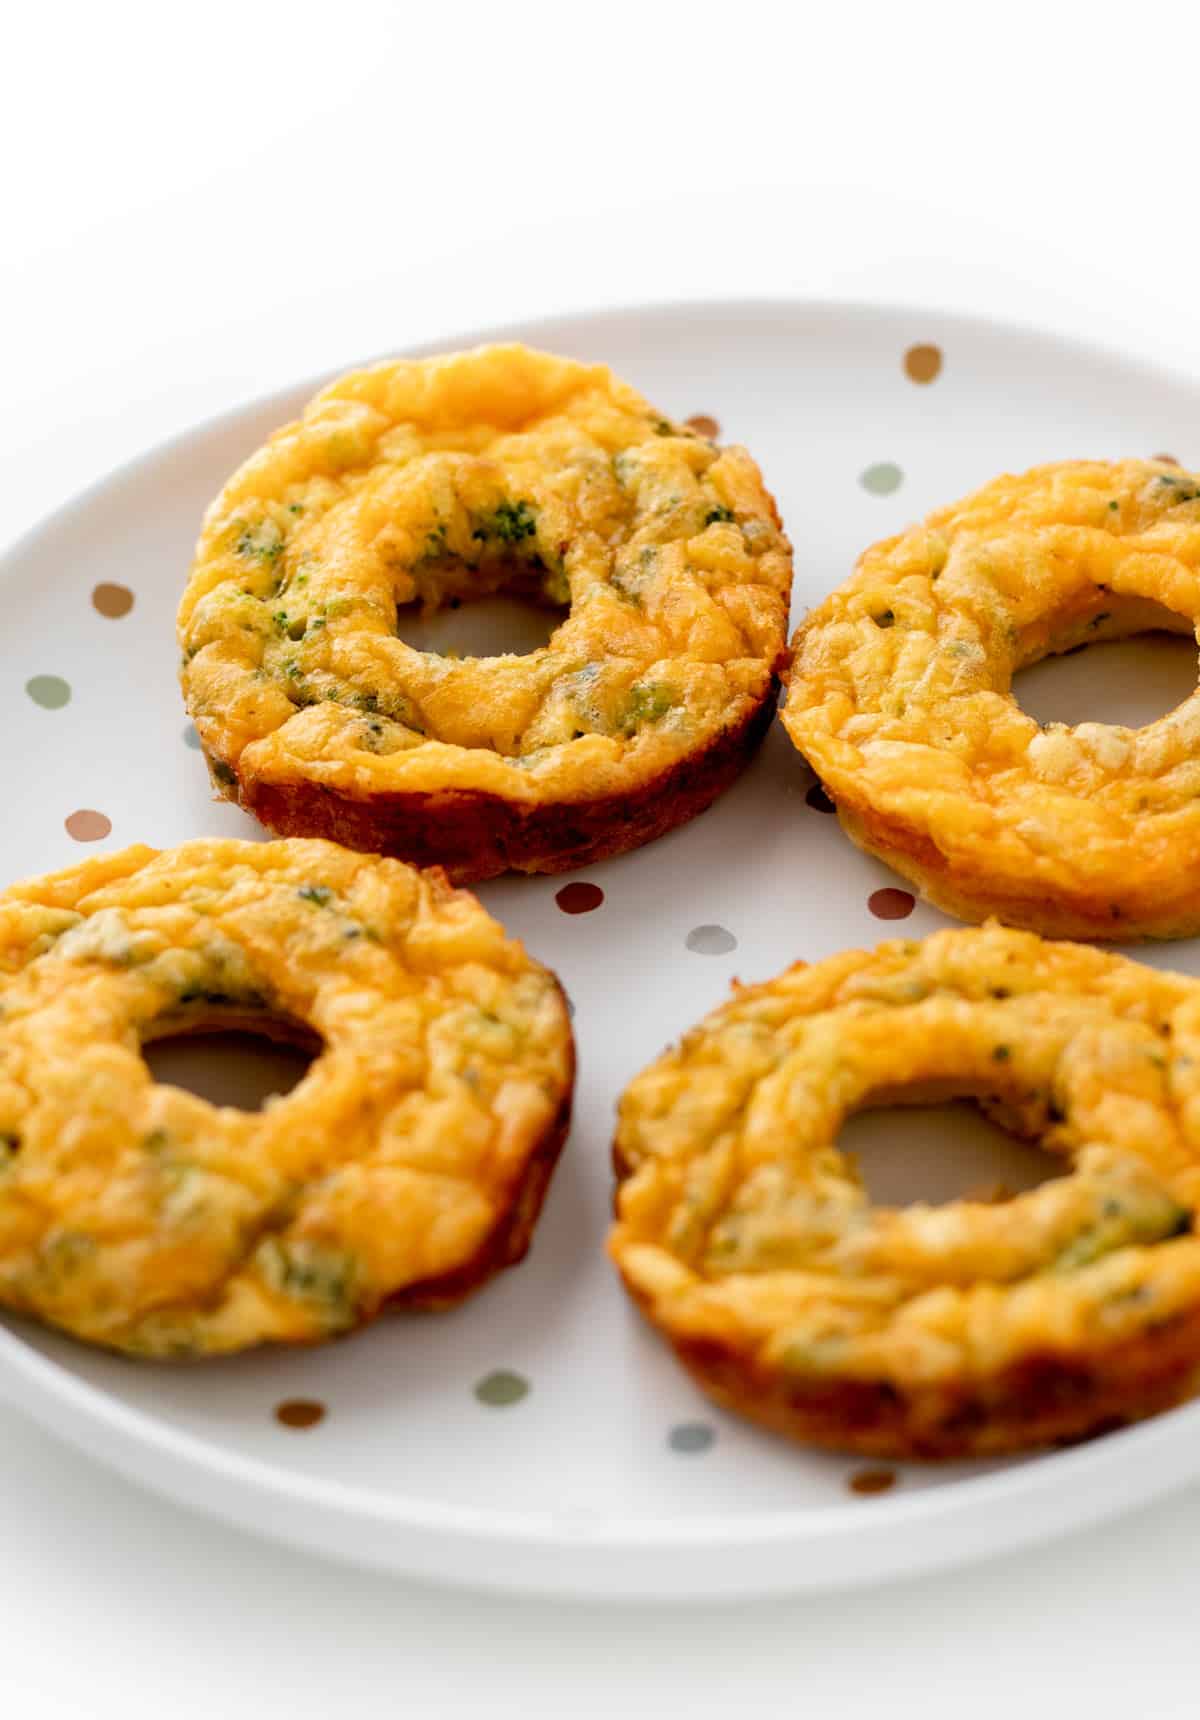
<box><xmin>614</xmin><ymin>1274</ymin><xmax>1200</xmax><ymax>1459</ymax></box>
<box><xmin>209</xmin><ymin>686</ymin><xmax>778</xmax><ymax>885</ymax></box>
<box><xmin>386</xmin><ymin>1064</ymin><xmax>574</xmax><ymax>1314</ymax></box>
<box><xmin>833</xmin><ymin>796</ymin><xmax>1200</xmax><ymax>943</ymax></box>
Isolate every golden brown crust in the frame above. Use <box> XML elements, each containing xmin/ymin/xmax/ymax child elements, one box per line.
<box><xmin>831</xmin><ymin>798</ymin><xmax>1187</xmax><ymax>942</ymax></box>
<box><xmin>609</xmin><ymin>924</ymin><xmax>1200</xmax><ymax>1459</ymax></box>
<box><xmin>662</xmin><ymin>1310</ymin><xmax>1200</xmax><ymax>1460</ymax></box>
<box><xmin>215</xmin><ymin>684</ymin><xmax>778</xmax><ymax>882</ymax></box>
<box><xmin>782</xmin><ymin>460</ymin><xmax>1200</xmax><ymax>941</ymax></box>
<box><xmin>179</xmin><ymin>344</ymin><xmax>792</xmax><ymax>879</ymax></box>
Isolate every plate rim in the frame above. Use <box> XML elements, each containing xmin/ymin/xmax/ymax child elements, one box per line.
<box><xmin>6</xmin><ymin>1301</ymin><xmax>1200</xmax><ymax>1550</ymax></box>
<box><xmin>4</xmin><ymin>291</ymin><xmax>1198</xmax><ymax>573</ymax></box>
<box><xmin>6</xmin><ymin>292</ymin><xmax>1200</xmax><ymax>1592</ymax></box>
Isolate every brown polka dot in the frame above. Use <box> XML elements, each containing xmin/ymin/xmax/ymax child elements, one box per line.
<box><xmin>275</xmin><ymin>1398</ymin><xmax>326</xmax><ymax>1429</ymax></box>
<box><xmin>65</xmin><ymin>809</ymin><xmax>112</xmax><ymax>843</ymax></box>
<box><xmin>848</xmin><ymin>1466</ymin><xmax>897</xmax><ymax>1496</ymax></box>
<box><xmin>91</xmin><ymin>582</ymin><xmax>134</xmax><ymax>619</ymax></box>
<box><xmin>805</xmin><ymin>782</ymin><xmax>836</xmax><ymax>814</ymax></box>
<box><xmin>686</xmin><ymin>413</ymin><xmax>720</xmax><ymax>439</ymax></box>
<box><xmin>868</xmin><ymin>886</ymin><xmax>915</xmax><ymax>920</ymax></box>
<box><xmin>555</xmin><ymin>881</ymin><xmax>604</xmax><ymax>915</ymax></box>
<box><xmin>1153</xmin><ymin>453</ymin><xmax>1181</xmax><ymax>466</ymax></box>
<box><xmin>903</xmin><ymin>344</ymin><xmax>942</xmax><ymax>385</ymax></box>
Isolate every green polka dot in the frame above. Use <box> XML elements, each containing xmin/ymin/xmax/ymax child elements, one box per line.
<box><xmin>474</xmin><ymin>1369</ymin><xmax>529</xmax><ymax>1407</ymax></box>
<box><xmin>685</xmin><ymin>924</ymin><xmax>738</xmax><ymax>956</ymax></box>
<box><xmin>25</xmin><ymin>675</ymin><xmax>71</xmax><ymax>710</ymax></box>
<box><xmin>861</xmin><ymin>462</ymin><xmax>903</xmax><ymax>496</ymax></box>
<box><xmin>183</xmin><ymin>723</ymin><xmax>203</xmax><ymax>750</ymax></box>
<box><xmin>668</xmin><ymin>1421</ymin><xmax>716</xmax><ymax>1454</ymax></box>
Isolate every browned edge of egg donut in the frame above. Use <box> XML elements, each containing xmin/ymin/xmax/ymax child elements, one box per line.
<box><xmin>207</xmin><ymin>684</ymin><xmax>779</xmax><ymax>885</ymax></box>
<box><xmin>614</xmin><ymin>1273</ymin><xmax>1200</xmax><ymax>1461</ymax></box>
<box><xmin>832</xmin><ymin>796</ymin><xmax>1200</xmax><ymax>944</ymax></box>
<box><xmin>387</xmin><ymin>1046</ymin><xmax>575</xmax><ymax>1313</ymax></box>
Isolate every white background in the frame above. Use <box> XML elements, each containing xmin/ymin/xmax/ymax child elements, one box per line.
<box><xmin>6</xmin><ymin>1</ymin><xmax>1200</xmax><ymax>1712</ymax></box>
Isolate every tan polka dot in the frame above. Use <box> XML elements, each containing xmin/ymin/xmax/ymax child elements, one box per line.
<box><xmin>904</xmin><ymin>344</ymin><xmax>943</xmax><ymax>385</ymax></box>
<box><xmin>848</xmin><ymin>1466</ymin><xmax>897</xmax><ymax>1496</ymax></box>
<box><xmin>868</xmin><ymin>886</ymin><xmax>915</xmax><ymax>920</ymax></box>
<box><xmin>65</xmin><ymin>809</ymin><xmax>112</xmax><ymax>842</ymax></box>
<box><xmin>91</xmin><ymin>582</ymin><xmax>134</xmax><ymax>619</ymax></box>
<box><xmin>556</xmin><ymin>882</ymin><xmax>604</xmax><ymax>915</ymax></box>
<box><xmin>275</xmin><ymin>1398</ymin><xmax>326</xmax><ymax>1429</ymax></box>
<box><xmin>686</xmin><ymin>413</ymin><xmax>720</xmax><ymax>439</ymax></box>
<box><xmin>1153</xmin><ymin>453</ymin><xmax>1181</xmax><ymax>466</ymax></box>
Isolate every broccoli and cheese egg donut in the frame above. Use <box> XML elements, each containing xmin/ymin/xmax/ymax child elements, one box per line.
<box><xmin>179</xmin><ymin>345</ymin><xmax>792</xmax><ymax>881</ymax></box>
<box><xmin>784</xmin><ymin>460</ymin><xmax>1200</xmax><ymax>940</ymax></box>
<box><xmin>0</xmin><ymin>838</ymin><xmax>573</xmax><ymax>1356</ymax></box>
<box><xmin>610</xmin><ymin>925</ymin><xmax>1200</xmax><ymax>1458</ymax></box>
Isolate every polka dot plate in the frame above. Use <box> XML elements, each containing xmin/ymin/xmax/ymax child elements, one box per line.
<box><xmin>5</xmin><ymin>300</ymin><xmax>1200</xmax><ymax>1599</ymax></box>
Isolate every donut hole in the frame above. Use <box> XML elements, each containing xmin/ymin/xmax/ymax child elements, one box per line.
<box><xmin>1013</xmin><ymin>596</ymin><xmax>1197</xmax><ymax>730</ymax></box>
<box><xmin>142</xmin><ymin>1014</ymin><xmax>321</xmax><ymax>1113</ymax></box>
<box><xmin>841</xmin><ymin>1096</ymin><xmax>1060</xmax><ymax>1208</ymax></box>
<box><xmin>396</xmin><ymin>590</ymin><xmax>564</xmax><ymax>658</ymax></box>
<box><xmin>394</xmin><ymin>528</ymin><xmax>568</xmax><ymax>659</ymax></box>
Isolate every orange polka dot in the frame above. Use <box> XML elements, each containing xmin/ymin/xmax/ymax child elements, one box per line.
<box><xmin>65</xmin><ymin>810</ymin><xmax>112</xmax><ymax>842</ymax></box>
<box><xmin>686</xmin><ymin>413</ymin><xmax>720</xmax><ymax>438</ymax></box>
<box><xmin>904</xmin><ymin>344</ymin><xmax>942</xmax><ymax>385</ymax></box>
<box><xmin>91</xmin><ymin>582</ymin><xmax>134</xmax><ymax>619</ymax></box>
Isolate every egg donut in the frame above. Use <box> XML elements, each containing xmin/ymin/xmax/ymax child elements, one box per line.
<box><xmin>178</xmin><ymin>345</ymin><xmax>792</xmax><ymax>882</ymax></box>
<box><xmin>783</xmin><ymin>460</ymin><xmax>1200</xmax><ymax>940</ymax></box>
<box><xmin>610</xmin><ymin>925</ymin><xmax>1200</xmax><ymax>1457</ymax></box>
<box><xmin>0</xmin><ymin>838</ymin><xmax>574</xmax><ymax>1356</ymax></box>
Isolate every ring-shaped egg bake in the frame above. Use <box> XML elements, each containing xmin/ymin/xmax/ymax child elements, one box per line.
<box><xmin>784</xmin><ymin>461</ymin><xmax>1200</xmax><ymax>939</ymax></box>
<box><xmin>179</xmin><ymin>346</ymin><xmax>792</xmax><ymax>881</ymax></box>
<box><xmin>0</xmin><ymin>838</ymin><xmax>573</xmax><ymax>1356</ymax></box>
<box><xmin>611</xmin><ymin>925</ymin><xmax>1200</xmax><ymax>1457</ymax></box>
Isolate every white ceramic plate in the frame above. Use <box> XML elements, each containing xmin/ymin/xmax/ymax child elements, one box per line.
<box><xmin>4</xmin><ymin>299</ymin><xmax>1200</xmax><ymax>1600</ymax></box>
